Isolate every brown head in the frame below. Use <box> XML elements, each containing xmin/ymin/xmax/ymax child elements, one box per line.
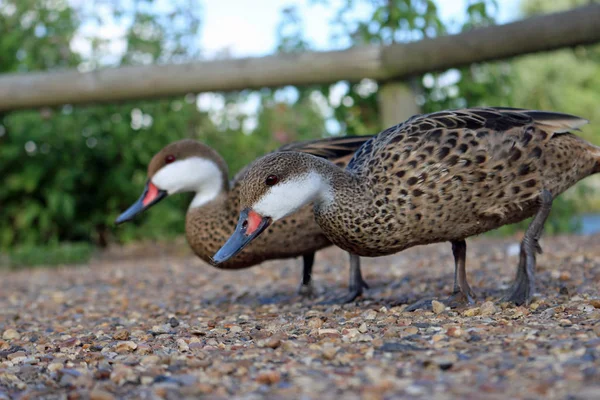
<box><xmin>115</xmin><ymin>139</ymin><xmax>229</xmax><ymax>224</ymax></box>
<box><xmin>211</xmin><ymin>152</ymin><xmax>335</xmax><ymax>264</ymax></box>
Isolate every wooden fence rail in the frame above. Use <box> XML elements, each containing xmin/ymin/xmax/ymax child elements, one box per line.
<box><xmin>0</xmin><ymin>4</ymin><xmax>599</xmax><ymax>112</ymax></box>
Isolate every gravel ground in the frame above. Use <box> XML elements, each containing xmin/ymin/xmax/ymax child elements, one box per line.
<box><xmin>1</xmin><ymin>234</ymin><xmax>600</xmax><ymax>400</ymax></box>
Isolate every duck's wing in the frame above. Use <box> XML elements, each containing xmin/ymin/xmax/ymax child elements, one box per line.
<box><xmin>277</xmin><ymin>135</ymin><xmax>375</xmax><ymax>167</ymax></box>
<box><xmin>233</xmin><ymin>135</ymin><xmax>374</xmax><ymax>183</ymax></box>
<box><xmin>366</xmin><ymin>107</ymin><xmax>589</xmax><ymax>218</ymax></box>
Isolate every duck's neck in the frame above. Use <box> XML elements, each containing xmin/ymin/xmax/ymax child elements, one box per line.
<box><xmin>308</xmin><ymin>155</ymin><xmax>369</xmax><ymax>215</ymax></box>
<box><xmin>187</xmin><ymin>160</ymin><xmax>229</xmax><ymax>210</ymax></box>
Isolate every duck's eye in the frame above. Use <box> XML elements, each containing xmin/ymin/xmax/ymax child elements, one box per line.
<box><xmin>265</xmin><ymin>175</ymin><xmax>279</xmax><ymax>186</ymax></box>
<box><xmin>165</xmin><ymin>155</ymin><xmax>176</xmax><ymax>164</ymax></box>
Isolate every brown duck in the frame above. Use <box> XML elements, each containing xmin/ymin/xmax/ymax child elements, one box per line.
<box><xmin>115</xmin><ymin>136</ymin><xmax>373</xmax><ymax>301</ymax></box>
<box><xmin>212</xmin><ymin>107</ymin><xmax>600</xmax><ymax>306</ymax></box>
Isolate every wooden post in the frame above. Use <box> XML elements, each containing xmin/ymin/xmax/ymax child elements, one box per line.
<box><xmin>378</xmin><ymin>81</ymin><xmax>420</xmax><ymax>129</ymax></box>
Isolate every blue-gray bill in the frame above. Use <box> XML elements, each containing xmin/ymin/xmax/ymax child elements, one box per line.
<box><xmin>211</xmin><ymin>208</ymin><xmax>272</xmax><ymax>265</ymax></box>
<box><xmin>115</xmin><ymin>181</ymin><xmax>167</xmax><ymax>225</ymax></box>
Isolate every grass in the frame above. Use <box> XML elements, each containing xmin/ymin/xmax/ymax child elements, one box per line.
<box><xmin>1</xmin><ymin>242</ymin><xmax>95</xmax><ymax>269</ymax></box>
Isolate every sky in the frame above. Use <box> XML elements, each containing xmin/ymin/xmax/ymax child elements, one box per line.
<box><xmin>200</xmin><ymin>0</ymin><xmax>521</xmax><ymax>58</ymax></box>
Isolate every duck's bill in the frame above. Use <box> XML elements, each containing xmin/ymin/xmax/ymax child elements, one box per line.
<box><xmin>211</xmin><ymin>208</ymin><xmax>272</xmax><ymax>265</ymax></box>
<box><xmin>115</xmin><ymin>181</ymin><xmax>167</xmax><ymax>225</ymax></box>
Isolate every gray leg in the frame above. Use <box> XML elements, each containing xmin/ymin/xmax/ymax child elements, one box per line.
<box><xmin>446</xmin><ymin>240</ymin><xmax>476</xmax><ymax>306</ymax></box>
<box><xmin>504</xmin><ymin>189</ymin><xmax>552</xmax><ymax>305</ymax></box>
<box><xmin>297</xmin><ymin>252</ymin><xmax>316</xmax><ymax>297</ymax></box>
<box><xmin>406</xmin><ymin>240</ymin><xmax>474</xmax><ymax>311</ymax></box>
<box><xmin>319</xmin><ymin>253</ymin><xmax>368</xmax><ymax>304</ymax></box>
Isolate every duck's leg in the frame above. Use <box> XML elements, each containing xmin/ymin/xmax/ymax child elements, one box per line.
<box><xmin>504</xmin><ymin>189</ymin><xmax>552</xmax><ymax>305</ymax></box>
<box><xmin>406</xmin><ymin>240</ymin><xmax>474</xmax><ymax>311</ymax></box>
<box><xmin>445</xmin><ymin>240</ymin><xmax>476</xmax><ymax>307</ymax></box>
<box><xmin>297</xmin><ymin>252</ymin><xmax>316</xmax><ymax>297</ymax></box>
<box><xmin>319</xmin><ymin>253</ymin><xmax>368</xmax><ymax>304</ymax></box>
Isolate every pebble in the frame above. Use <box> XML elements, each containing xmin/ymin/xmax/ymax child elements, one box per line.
<box><xmin>463</xmin><ymin>307</ymin><xmax>480</xmax><ymax>317</ymax></box>
<box><xmin>446</xmin><ymin>326</ymin><xmax>463</xmax><ymax>337</ymax></box>
<box><xmin>480</xmin><ymin>301</ymin><xmax>497</xmax><ymax>316</ymax></box>
<box><xmin>318</xmin><ymin>329</ymin><xmax>340</xmax><ymax>337</ymax></box>
<box><xmin>265</xmin><ymin>336</ymin><xmax>281</xmax><ymax>349</ymax></box>
<box><xmin>113</xmin><ymin>329</ymin><xmax>130</xmax><ymax>341</ymax></box>
<box><xmin>229</xmin><ymin>325</ymin><xmax>242</xmax><ymax>334</ymax></box>
<box><xmin>176</xmin><ymin>338</ymin><xmax>189</xmax><ymax>352</ymax></box>
<box><xmin>256</xmin><ymin>371</ymin><xmax>280</xmax><ymax>385</ymax></box>
<box><xmin>363</xmin><ymin>310</ymin><xmax>378</xmax><ymax>320</ymax></box>
<box><xmin>48</xmin><ymin>362</ymin><xmax>64</xmax><ymax>372</ymax></box>
<box><xmin>90</xmin><ymin>389</ymin><xmax>115</xmax><ymax>400</ymax></box>
<box><xmin>115</xmin><ymin>341</ymin><xmax>137</xmax><ymax>353</ymax></box>
<box><xmin>358</xmin><ymin>323</ymin><xmax>368</xmax><ymax>333</ymax></box>
<box><xmin>7</xmin><ymin>351</ymin><xmax>26</xmax><ymax>362</ymax></box>
<box><xmin>308</xmin><ymin>318</ymin><xmax>324</xmax><ymax>329</ymax></box>
<box><xmin>2</xmin><ymin>329</ymin><xmax>20</xmax><ymax>340</ymax></box>
<box><xmin>432</xmin><ymin>301</ymin><xmax>446</xmax><ymax>314</ymax></box>
<box><xmin>322</xmin><ymin>346</ymin><xmax>338</xmax><ymax>360</ymax></box>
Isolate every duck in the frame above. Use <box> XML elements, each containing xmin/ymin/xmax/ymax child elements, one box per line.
<box><xmin>212</xmin><ymin>107</ymin><xmax>600</xmax><ymax>306</ymax></box>
<box><xmin>115</xmin><ymin>135</ymin><xmax>373</xmax><ymax>302</ymax></box>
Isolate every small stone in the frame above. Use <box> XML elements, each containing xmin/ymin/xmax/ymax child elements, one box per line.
<box><xmin>113</xmin><ymin>329</ymin><xmax>129</xmax><ymax>341</ymax></box>
<box><xmin>7</xmin><ymin>351</ymin><xmax>26</xmax><ymax>362</ymax></box>
<box><xmin>136</xmin><ymin>343</ymin><xmax>151</xmax><ymax>355</ymax></box>
<box><xmin>308</xmin><ymin>318</ymin><xmax>323</xmax><ymax>329</ymax></box>
<box><xmin>2</xmin><ymin>329</ymin><xmax>19</xmax><ymax>340</ymax></box>
<box><xmin>48</xmin><ymin>362</ymin><xmax>64</xmax><ymax>372</ymax></box>
<box><xmin>590</xmin><ymin>300</ymin><xmax>600</xmax><ymax>309</ymax></box>
<box><xmin>342</xmin><ymin>328</ymin><xmax>360</xmax><ymax>340</ymax></box>
<box><xmin>110</xmin><ymin>364</ymin><xmax>138</xmax><ymax>385</ymax></box>
<box><xmin>541</xmin><ymin>308</ymin><xmax>556</xmax><ymax>319</ymax></box>
<box><xmin>322</xmin><ymin>347</ymin><xmax>338</xmax><ymax>360</ymax></box>
<box><xmin>559</xmin><ymin>271</ymin><xmax>571</xmax><ymax>281</ymax></box>
<box><xmin>432</xmin><ymin>334</ymin><xmax>445</xmax><ymax>342</ymax></box>
<box><xmin>446</xmin><ymin>326</ymin><xmax>463</xmax><ymax>338</ymax></box>
<box><xmin>90</xmin><ymin>389</ymin><xmax>115</xmax><ymax>400</ymax></box>
<box><xmin>432</xmin><ymin>301</ymin><xmax>446</xmax><ymax>314</ymax></box>
<box><xmin>141</xmin><ymin>355</ymin><xmax>161</xmax><ymax>365</ymax></box>
<box><xmin>151</xmin><ymin>325</ymin><xmax>170</xmax><ymax>334</ymax></box>
<box><xmin>256</xmin><ymin>371</ymin><xmax>280</xmax><ymax>385</ymax></box>
<box><xmin>265</xmin><ymin>337</ymin><xmax>281</xmax><ymax>349</ymax></box>
<box><xmin>358</xmin><ymin>323</ymin><xmax>368</xmax><ymax>333</ymax></box>
<box><xmin>363</xmin><ymin>310</ymin><xmax>378</xmax><ymax>320</ymax></box>
<box><xmin>463</xmin><ymin>307</ymin><xmax>480</xmax><ymax>317</ymax></box>
<box><xmin>168</xmin><ymin>317</ymin><xmax>180</xmax><ymax>327</ymax></box>
<box><xmin>115</xmin><ymin>341</ymin><xmax>137</xmax><ymax>353</ymax></box>
<box><xmin>176</xmin><ymin>338</ymin><xmax>189</xmax><ymax>352</ymax></box>
<box><xmin>318</xmin><ymin>329</ymin><xmax>340</xmax><ymax>337</ymax></box>
<box><xmin>480</xmin><ymin>301</ymin><xmax>497</xmax><ymax>316</ymax></box>
<box><xmin>229</xmin><ymin>326</ymin><xmax>242</xmax><ymax>334</ymax></box>
<box><xmin>402</xmin><ymin>326</ymin><xmax>419</xmax><ymax>336</ymax></box>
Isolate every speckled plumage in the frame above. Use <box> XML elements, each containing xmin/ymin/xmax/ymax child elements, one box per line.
<box><xmin>229</xmin><ymin>107</ymin><xmax>600</xmax><ymax>305</ymax></box>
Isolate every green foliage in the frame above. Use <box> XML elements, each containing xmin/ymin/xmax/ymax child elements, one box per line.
<box><xmin>3</xmin><ymin>242</ymin><xmax>94</xmax><ymax>269</ymax></box>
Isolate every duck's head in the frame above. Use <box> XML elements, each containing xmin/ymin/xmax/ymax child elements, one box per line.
<box><xmin>212</xmin><ymin>152</ymin><xmax>331</xmax><ymax>264</ymax></box>
<box><xmin>115</xmin><ymin>139</ymin><xmax>228</xmax><ymax>224</ymax></box>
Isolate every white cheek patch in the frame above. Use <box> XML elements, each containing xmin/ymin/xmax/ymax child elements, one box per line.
<box><xmin>151</xmin><ymin>157</ymin><xmax>224</xmax><ymax>208</ymax></box>
<box><xmin>253</xmin><ymin>172</ymin><xmax>331</xmax><ymax>221</ymax></box>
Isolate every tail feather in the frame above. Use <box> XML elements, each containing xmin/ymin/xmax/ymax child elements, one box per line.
<box><xmin>526</xmin><ymin>110</ymin><xmax>589</xmax><ymax>133</ymax></box>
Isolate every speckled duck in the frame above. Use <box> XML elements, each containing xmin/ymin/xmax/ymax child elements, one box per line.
<box><xmin>212</xmin><ymin>107</ymin><xmax>600</xmax><ymax>306</ymax></box>
<box><xmin>116</xmin><ymin>136</ymin><xmax>373</xmax><ymax>301</ymax></box>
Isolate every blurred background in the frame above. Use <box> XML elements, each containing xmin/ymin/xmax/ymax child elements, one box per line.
<box><xmin>1</xmin><ymin>0</ymin><xmax>599</xmax><ymax>267</ymax></box>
